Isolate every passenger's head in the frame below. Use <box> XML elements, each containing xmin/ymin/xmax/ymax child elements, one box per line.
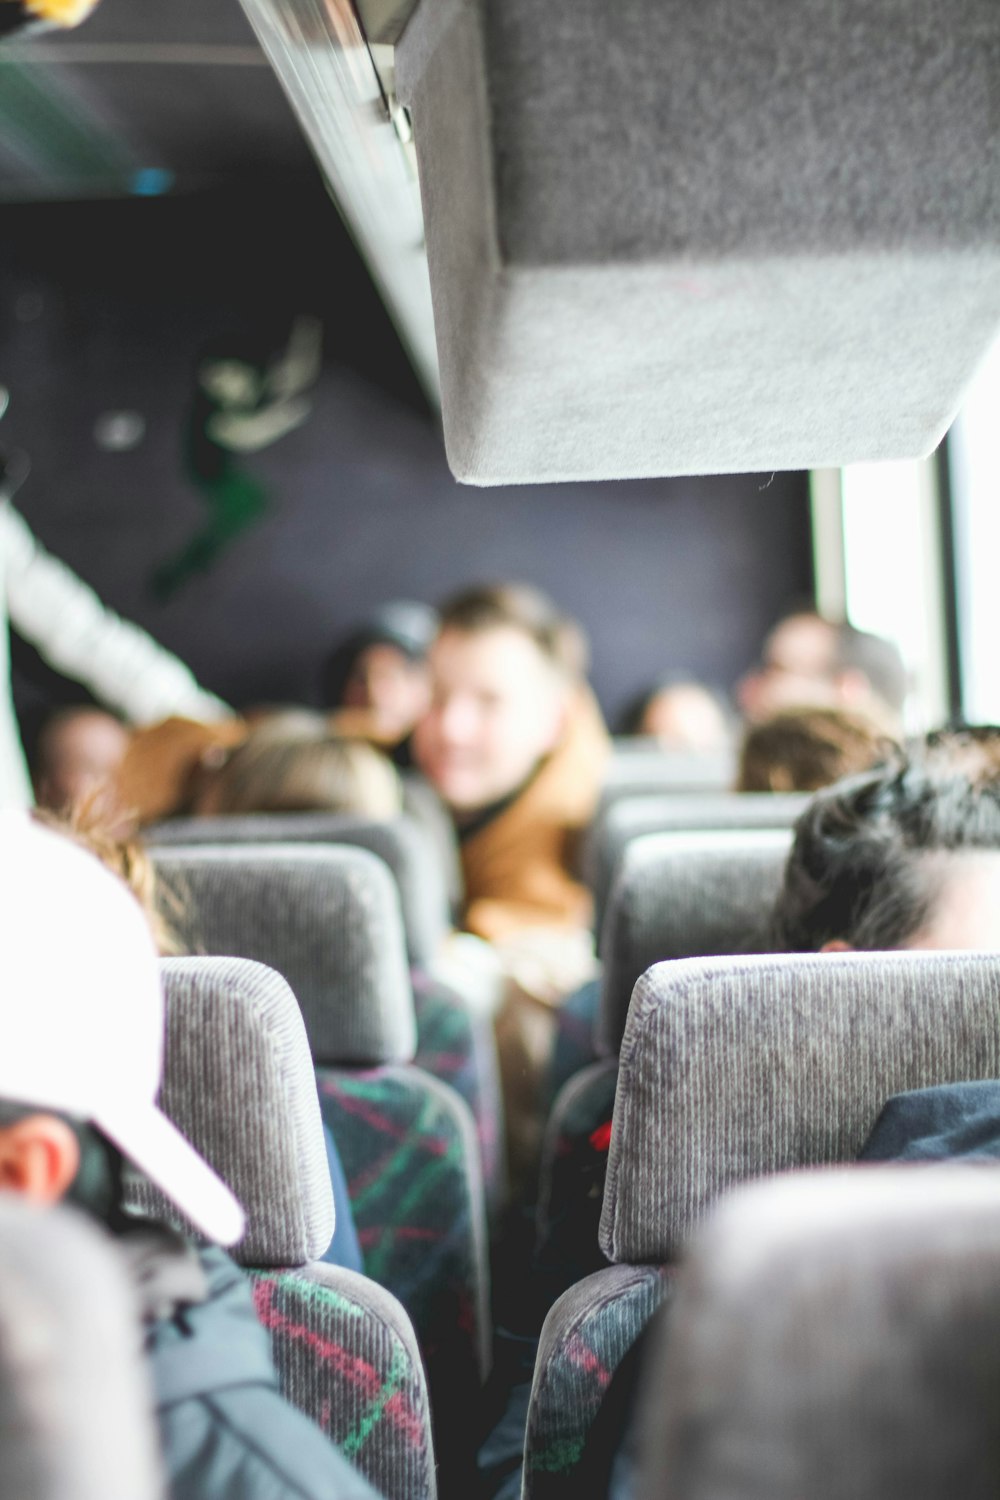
<box><xmin>772</xmin><ymin>755</ymin><xmax>1000</xmax><ymax>953</ymax></box>
<box><xmin>0</xmin><ymin>812</ymin><xmax>243</xmax><ymax>1243</ymax></box>
<box><xmin>624</xmin><ymin>679</ymin><xmax>731</xmax><ymax>752</ymax></box>
<box><xmin>31</xmin><ymin>706</ymin><xmax>130</xmax><ymax>813</ymax></box>
<box><xmin>321</xmin><ymin>601</ymin><xmax>438</xmax><ymax>744</ymax></box>
<box><xmin>413</xmin><ymin>583</ymin><xmax>582</xmax><ymax>814</ymax></box>
<box><xmin>738</xmin><ymin>612</ymin><xmax>906</xmax><ymax>727</ymax></box>
<box><xmin>191</xmin><ymin>732</ymin><xmax>401</xmax><ymax>819</ymax></box>
<box><xmin>737</xmin><ymin>706</ymin><xmax>898</xmax><ymax>793</ymax></box>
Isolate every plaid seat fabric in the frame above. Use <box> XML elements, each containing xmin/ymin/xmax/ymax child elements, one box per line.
<box><xmin>250</xmin><ymin>1263</ymin><xmax>436</xmax><ymax>1500</ymax></box>
<box><xmin>318</xmin><ymin>1063</ymin><xmax>490</xmax><ymax>1491</ymax></box>
<box><xmin>522</xmin><ymin>1265</ymin><xmax>670</xmax><ymax>1499</ymax></box>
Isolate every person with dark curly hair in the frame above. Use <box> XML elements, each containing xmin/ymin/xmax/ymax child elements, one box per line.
<box><xmin>736</xmin><ymin>705</ymin><xmax>897</xmax><ymax>793</ymax></box>
<box><xmin>772</xmin><ymin>746</ymin><xmax>1000</xmax><ymax>953</ymax></box>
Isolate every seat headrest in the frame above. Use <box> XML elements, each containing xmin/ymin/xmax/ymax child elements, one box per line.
<box><xmin>591</xmin><ymin>791</ymin><xmax>807</xmax><ymax>934</ymax></box>
<box><xmin>602</xmin><ymin>747</ymin><xmax>737</xmax><ymax>799</ymax></box>
<box><xmin>598</xmin><ymin>828</ymin><xmax>792</xmax><ymax>1055</ymax></box>
<box><xmin>600</xmin><ymin>951</ymin><xmax>1000</xmax><ymax>1265</ymax></box>
<box><xmin>0</xmin><ymin>1200</ymin><xmax>162</xmax><ymax>1500</ymax></box>
<box><xmin>148</xmin><ymin>812</ymin><xmax>449</xmax><ymax>970</ymax></box>
<box><xmin>398</xmin><ymin>0</ymin><xmax>1000</xmax><ymax>482</ymax></box>
<box><xmin>151</xmin><ymin>844</ymin><xmax>416</xmax><ymax>1066</ymax></box>
<box><xmin>639</xmin><ymin>1165</ymin><xmax>1000</xmax><ymax>1500</ymax></box>
<box><xmin>127</xmin><ymin>957</ymin><xmax>335</xmax><ymax>1267</ymax></box>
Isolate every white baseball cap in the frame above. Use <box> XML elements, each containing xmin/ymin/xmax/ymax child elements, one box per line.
<box><xmin>0</xmin><ymin>812</ymin><xmax>245</xmax><ymax>1246</ymax></box>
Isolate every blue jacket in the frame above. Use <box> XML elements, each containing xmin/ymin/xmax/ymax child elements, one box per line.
<box><xmin>146</xmin><ymin>1243</ymin><xmax>379</xmax><ymax>1500</ymax></box>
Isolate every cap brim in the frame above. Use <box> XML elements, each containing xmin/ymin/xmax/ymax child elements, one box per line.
<box><xmin>95</xmin><ymin>1100</ymin><xmax>246</xmax><ymax>1247</ymax></box>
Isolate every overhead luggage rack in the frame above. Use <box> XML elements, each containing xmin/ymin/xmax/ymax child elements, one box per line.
<box><xmin>396</xmin><ymin>0</ymin><xmax>1000</xmax><ymax>483</ymax></box>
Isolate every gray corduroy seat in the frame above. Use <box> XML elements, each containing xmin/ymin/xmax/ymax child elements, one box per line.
<box><xmin>148</xmin><ymin>812</ymin><xmax>449</xmax><ymax>972</ymax></box>
<box><xmin>537</xmin><ymin>828</ymin><xmax>793</xmax><ymax>1302</ymax></box>
<box><xmin>602</xmin><ymin>744</ymin><xmax>737</xmax><ymax>799</ymax></box>
<box><xmin>589</xmin><ymin>790</ymin><xmax>807</xmax><ymax>937</ymax></box>
<box><xmin>397</xmin><ymin>0</ymin><xmax>1000</xmax><ymax>484</ymax></box>
<box><xmin>638</xmin><ymin>1166</ymin><xmax>1000</xmax><ymax>1500</ymax></box>
<box><xmin>126</xmin><ymin>956</ymin><xmax>437</xmax><ymax>1500</ymax></box>
<box><xmin>146</xmin><ymin>853</ymin><xmax>491</xmax><ymax>1487</ymax></box>
<box><xmin>148</xmin><ymin>829</ymin><xmax>503</xmax><ymax>1208</ymax></box>
<box><xmin>151</xmin><ymin>843</ymin><xmax>416</xmax><ymax>1066</ymax></box>
<box><xmin>597</xmin><ymin>827</ymin><xmax>793</xmax><ymax>1056</ymax></box>
<box><xmin>0</xmin><ymin>1199</ymin><xmax>163</xmax><ymax>1500</ymax></box>
<box><xmin>523</xmin><ymin>951</ymin><xmax>1000</xmax><ymax>1498</ymax></box>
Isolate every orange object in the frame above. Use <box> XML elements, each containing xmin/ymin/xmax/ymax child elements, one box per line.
<box><xmin>115</xmin><ymin>717</ymin><xmax>248</xmax><ymax>827</ymax></box>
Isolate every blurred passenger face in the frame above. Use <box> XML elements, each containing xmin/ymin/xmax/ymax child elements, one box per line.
<box><xmin>34</xmin><ymin>710</ymin><xmax>130</xmax><ymax>812</ymax></box>
<box><xmin>413</xmin><ymin>625</ymin><xmax>567</xmax><ymax>813</ymax></box>
<box><xmin>738</xmin><ymin>614</ymin><xmax>839</xmax><ymax>722</ymax></box>
<box><xmin>341</xmin><ymin>643</ymin><xmax>431</xmax><ymax>742</ymax></box>
<box><xmin>639</xmin><ymin>684</ymin><xmax>729</xmax><ymax>752</ymax></box>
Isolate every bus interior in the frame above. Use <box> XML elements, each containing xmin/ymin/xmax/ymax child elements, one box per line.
<box><xmin>2</xmin><ymin>2</ymin><xmax>1000</xmax><ymax>1498</ymax></box>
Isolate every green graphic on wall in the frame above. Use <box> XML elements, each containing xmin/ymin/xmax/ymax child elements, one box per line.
<box><xmin>152</xmin><ymin>316</ymin><xmax>322</xmax><ymax>600</ymax></box>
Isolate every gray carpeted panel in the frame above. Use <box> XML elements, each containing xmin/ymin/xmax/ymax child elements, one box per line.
<box><xmin>150</xmin><ymin>844</ymin><xmax>416</xmax><ymax>1066</ymax></box>
<box><xmin>127</xmin><ymin>957</ymin><xmax>335</xmax><ymax>1267</ymax></box>
<box><xmin>600</xmin><ymin>951</ymin><xmax>1000</xmax><ymax>1265</ymax></box>
<box><xmin>398</xmin><ymin>0</ymin><xmax>1000</xmax><ymax>482</ymax></box>
<box><xmin>148</xmin><ymin>812</ymin><xmax>449</xmax><ymax>970</ymax></box>
<box><xmin>639</xmin><ymin>1167</ymin><xmax>1000</xmax><ymax>1500</ymax></box>
<box><xmin>597</xmin><ymin>828</ymin><xmax>792</xmax><ymax>1056</ymax></box>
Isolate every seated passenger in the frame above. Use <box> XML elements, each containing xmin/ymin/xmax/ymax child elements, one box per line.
<box><xmin>772</xmin><ymin>751</ymin><xmax>1000</xmax><ymax>952</ymax></box>
<box><xmin>38</xmin><ymin>800</ymin><xmax>364</xmax><ymax>1272</ymax></box>
<box><xmin>619</xmin><ymin>677</ymin><xmax>732</xmax><ymax>753</ymax></box>
<box><xmin>738</xmin><ymin>610</ymin><xmax>907</xmax><ymax>731</ymax></box>
<box><xmin>29</xmin><ymin>704</ymin><xmax>130</xmax><ymax>813</ymax></box>
<box><xmin>320</xmin><ymin>601</ymin><xmax>438</xmax><ymax>763</ymax></box>
<box><xmin>413</xmin><ymin>582</ymin><xmax>609</xmax><ymax>944</ymax></box>
<box><xmin>0</xmin><ymin>811</ymin><xmax>377</xmax><ymax>1498</ymax></box>
<box><xmin>412</xmin><ymin>584</ymin><xmax>610</xmax><ymax>1194</ymax></box>
<box><xmin>736</xmin><ymin>705</ymin><xmax>897</xmax><ymax>792</ymax></box>
<box><xmin>190</xmin><ymin>731</ymin><xmax>402</xmax><ymax>820</ymax></box>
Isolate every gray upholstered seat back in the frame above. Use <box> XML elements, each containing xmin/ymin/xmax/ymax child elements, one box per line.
<box><xmin>150</xmin><ymin>845</ymin><xmax>415</xmax><ymax>1066</ymax></box>
<box><xmin>148</xmin><ymin>812</ymin><xmax>449</xmax><ymax>969</ymax></box>
<box><xmin>590</xmin><ymin>790</ymin><xmax>807</xmax><ymax>933</ymax></box>
<box><xmin>0</xmin><ymin>1201</ymin><xmax>162</xmax><ymax>1500</ymax></box>
<box><xmin>600</xmin><ymin>952</ymin><xmax>1000</xmax><ymax>1265</ymax></box>
<box><xmin>397</xmin><ymin>0</ymin><xmax>1000</xmax><ymax>483</ymax></box>
<box><xmin>601</xmin><ymin>745</ymin><xmax>737</xmax><ymax>800</ymax></box>
<box><xmin>127</xmin><ymin>956</ymin><xmax>334</xmax><ymax>1267</ymax></box>
<box><xmin>598</xmin><ymin>828</ymin><xmax>792</xmax><ymax>1055</ymax></box>
<box><xmin>639</xmin><ymin>1167</ymin><xmax>1000</xmax><ymax>1500</ymax></box>
<box><xmin>132</xmin><ymin>958</ymin><xmax>439</xmax><ymax>1500</ymax></box>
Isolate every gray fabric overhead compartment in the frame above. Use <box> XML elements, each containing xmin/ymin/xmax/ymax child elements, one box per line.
<box><xmin>396</xmin><ymin>0</ymin><xmax>1000</xmax><ymax>484</ymax></box>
